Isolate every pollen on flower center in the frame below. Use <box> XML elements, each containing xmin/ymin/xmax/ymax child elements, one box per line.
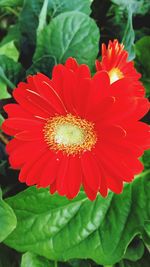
<box><xmin>44</xmin><ymin>114</ymin><xmax>97</xmax><ymax>155</ymax></box>
<box><xmin>108</xmin><ymin>68</ymin><xmax>124</xmax><ymax>84</ymax></box>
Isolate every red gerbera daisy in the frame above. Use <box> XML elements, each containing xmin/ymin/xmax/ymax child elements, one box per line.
<box><xmin>2</xmin><ymin>58</ymin><xmax>150</xmax><ymax>200</ymax></box>
<box><xmin>96</xmin><ymin>39</ymin><xmax>145</xmax><ymax>97</ymax></box>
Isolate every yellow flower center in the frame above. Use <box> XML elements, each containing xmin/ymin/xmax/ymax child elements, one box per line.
<box><xmin>108</xmin><ymin>68</ymin><xmax>124</xmax><ymax>84</ymax></box>
<box><xmin>44</xmin><ymin>114</ymin><xmax>97</xmax><ymax>155</ymax></box>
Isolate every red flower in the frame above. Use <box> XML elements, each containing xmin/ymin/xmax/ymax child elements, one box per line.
<box><xmin>2</xmin><ymin>58</ymin><xmax>150</xmax><ymax>200</ymax></box>
<box><xmin>96</xmin><ymin>39</ymin><xmax>145</xmax><ymax>97</ymax></box>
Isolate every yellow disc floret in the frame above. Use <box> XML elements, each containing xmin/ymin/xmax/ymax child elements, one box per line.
<box><xmin>44</xmin><ymin>114</ymin><xmax>97</xmax><ymax>155</ymax></box>
<box><xmin>108</xmin><ymin>67</ymin><xmax>124</xmax><ymax>84</ymax></box>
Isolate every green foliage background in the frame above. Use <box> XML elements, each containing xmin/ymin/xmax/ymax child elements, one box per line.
<box><xmin>0</xmin><ymin>0</ymin><xmax>150</xmax><ymax>266</ymax></box>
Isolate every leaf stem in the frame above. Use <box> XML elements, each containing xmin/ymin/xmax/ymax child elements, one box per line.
<box><xmin>5</xmin><ymin>7</ymin><xmax>19</xmax><ymax>17</ymax></box>
<box><xmin>0</xmin><ymin>132</ymin><xmax>9</xmax><ymax>145</ymax></box>
<box><xmin>54</xmin><ymin>261</ymin><xmax>58</xmax><ymax>267</ymax></box>
<box><xmin>0</xmin><ymin>67</ymin><xmax>15</xmax><ymax>90</ymax></box>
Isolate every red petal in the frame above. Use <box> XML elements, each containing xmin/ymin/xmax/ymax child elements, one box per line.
<box><xmin>9</xmin><ymin>141</ymin><xmax>46</xmax><ymax>169</ymax></box>
<box><xmin>13</xmin><ymin>87</ymin><xmax>50</xmax><ymax>118</ymax></box>
<box><xmin>66</xmin><ymin>156</ymin><xmax>82</xmax><ymax>199</ymax></box>
<box><xmin>38</xmin><ymin>152</ymin><xmax>61</xmax><ymax>188</ymax></box>
<box><xmin>4</xmin><ymin>104</ymin><xmax>33</xmax><ymax>119</ymax></box>
<box><xmin>26</xmin><ymin>151</ymin><xmax>54</xmax><ymax>186</ymax></box>
<box><xmin>65</xmin><ymin>57</ymin><xmax>78</xmax><ymax>71</ymax></box>
<box><xmin>2</xmin><ymin>118</ymin><xmax>44</xmax><ymax>135</ymax></box>
<box><xmin>56</xmin><ymin>157</ymin><xmax>69</xmax><ymax>196</ymax></box>
<box><xmin>19</xmin><ymin>148</ymin><xmax>47</xmax><ymax>182</ymax></box>
<box><xmin>81</xmin><ymin>152</ymin><xmax>100</xmax><ymax>192</ymax></box>
<box><xmin>83</xmin><ymin>180</ymin><xmax>97</xmax><ymax>201</ymax></box>
<box><xmin>33</xmin><ymin>73</ymin><xmax>67</xmax><ymax>114</ymax></box>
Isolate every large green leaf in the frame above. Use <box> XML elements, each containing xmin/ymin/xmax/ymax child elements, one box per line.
<box><xmin>0</xmin><ymin>189</ymin><xmax>17</xmax><ymax>243</ymax></box>
<box><xmin>34</xmin><ymin>11</ymin><xmax>99</xmax><ymax>68</ymax></box>
<box><xmin>21</xmin><ymin>252</ymin><xmax>54</xmax><ymax>267</ymax></box>
<box><xmin>48</xmin><ymin>0</ymin><xmax>93</xmax><ymax>17</ymax></box>
<box><xmin>135</xmin><ymin>36</ymin><xmax>150</xmax><ymax>97</ymax></box>
<box><xmin>4</xmin><ymin>171</ymin><xmax>150</xmax><ymax>265</ymax></box>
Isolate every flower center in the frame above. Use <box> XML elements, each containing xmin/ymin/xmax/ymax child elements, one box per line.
<box><xmin>108</xmin><ymin>68</ymin><xmax>124</xmax><ymax>84</ymax></box>
<box><xmin>44</xmin><ymin>114</ymin><xmax>97</xmax><ymax>155</ymax></box>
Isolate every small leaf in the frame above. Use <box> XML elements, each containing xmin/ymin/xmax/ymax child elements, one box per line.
<box><xmin>0</xmin><ymin>55</ymin><xmax>24</xmax><ymax>99</ymax></box>
<box><xmin>0</xmin><ymin>68</ymin><xmax>13</xmax><ymax>99</ymax></box>
<box><xmin>116</xmin><ymin>248</ymin><xmax>150</xmax><ymax>267</ymax></box>
<box><xmin>123</xmin><ymin>238</ymin><xmax>144</xmax><ymax>261</ymax></box>
<box><xmin>135</xmin><ymin>36</ymin><xmax>150</xmax><ymax>97</ymax></box>
<box><xmin>0</xmin><ymin>0</ymin><xmax>23</xmax><ymax>7</ymax></box>
<box><xmin>0</xmin><ymin>24</ymin><xmax>20</xmax><ymax>47</ymax></box>
<box><xmin>0</xmin><ymin>41</ymin><xmax>19</xmax><ymax>61</ymax></box>
<box><xmin>21</xmin><ymin>252</ymin><xmax>54</xmax><ymax>267</ymax></box>
<box><xmin>34</xmin><ymin>11</ymin><xmax>99</xmax><ymax>69</ymax></box>
<box><xmin>0</xmin><ymin>114</ymin><xmax>4</xmax><ymax>126</ymax></box>
<box><xmin>0</xmin><ymin>189</ymin><xmax>17</xmax><ymax>243</ymax></box>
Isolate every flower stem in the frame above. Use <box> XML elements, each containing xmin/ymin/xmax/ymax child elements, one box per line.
<box><xmin>54</xmin><ymin>261</ymin><xmax>58</xmax><ymax>267</ymax></box>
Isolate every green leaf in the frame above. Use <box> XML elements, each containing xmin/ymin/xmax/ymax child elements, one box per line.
<box><xmin>111</xmin><ymin>0</ymin><xmax>150</xmax><ymax>15</ymax></box>
<box><xmin>0</xmin><ymin>0</ymin><xmax>23</xmax><ymax>7</ymax></box>
<box><xmin>48</xmin><ymin>0</ymin><xmax>93</xmax><ymax>17</ymax></box>
<box><xmin>26</xmin><ymin>55</ymin><xmax>56</xmax><ymax>77</ymax></box>
<box><xmin>141</xmin><ymin>150</ymin><xmax>150</xmax><ymax>171</ymax></box>
<box><xmin>135</xmin><ymin>36</ymin><xmax>150</xmax><ymax>96</ymax></box>
<box><xmin>21</xmin><ymin>252</ymin><xmax>54</xmax><ymax>267</ymax></box>
<box><xmin>122</xmin><ymin>8</ymin><xmax>135</xmax><ymax>60</ymax></box>
<box><xmin>0</xmin><ymin>25</ymin><xmax>20</xmax><ymax>47</ymax></box>
<box><xmin>0</xmin><ymin>24</ymin><xmax>20</xmax><ymax>62</ymax></box>
<box><xmin>34</xmin><ymin>11</ymin><xmax>99</xmax><ymax>69</ymax></box>
<box><xmin>123</xmin><ymin>238</ymin><xmax>144</xmax><ymax>261</ymax></box>
<box><xmin>0</xmin><ymin>41</ymin><xmax>19</xmax><ymax>61</ymax></box>
<box><xmin>0</xmin><ymin>114</ymin><xmax>4</xmax><ymax>126</ymax></box>
<box><xmin>4</xmin><ymin>171</ymin><xmax>150</xmax><ymax>265</ymax></box>
<box><xmin>0</xmin><ymin>55</ymin><xmax>23</xmax><ymax>85</ymax></box>
<box><xmin>0</xmin><ymin>189</ymin><xmax>17</xmax><ymax>243</ymax></box>
<box><xmin>0</xmin><ymin>55</ymin><xmax>24</xmax><ymax>99</ymax></box>
<box><xmin>0</xmin><ymin>68</ymin><xmax>12</xmax><ymax>99</ymax></box>
<box><xmin>19</xmin><ymin>0</ymin><xmax>43</xmax><ymax>67</ymax></box>
<box><xmin>37</xmin><ymin>0</ymin><xmax>49</xmax><ymax>34</ymax></box>
<box><xmin>116</xmin><ymin>248</ymin><xmax>150</xmax><ymax>267</ymax></box>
